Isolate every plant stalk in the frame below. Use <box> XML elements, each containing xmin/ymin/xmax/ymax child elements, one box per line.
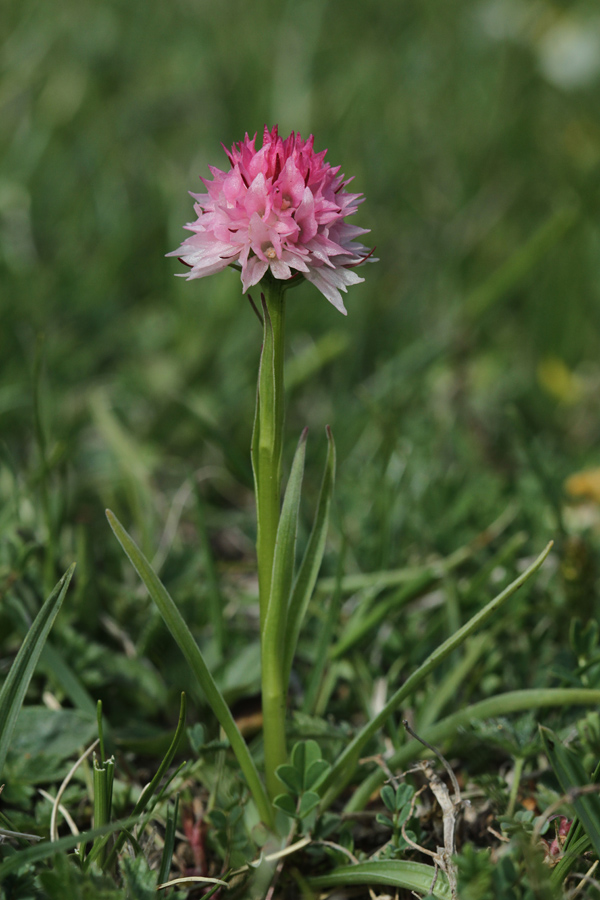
<box><xmin>252</xmin><ymin>277</ymin><xmax>288</xmax><ymax>799</ymax></box>
<box><xmin>255</xmin><ymin>280</ymin><xmax>286</xmax><ymax>619</ymax></box>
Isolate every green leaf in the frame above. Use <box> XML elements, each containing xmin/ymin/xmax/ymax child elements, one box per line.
<box><xmin>39</xmin><ymin>641</ymin><xmax>97</xmax><ymax>718</ymax></box>
<box><xmin>120</xmin><ymin>855</ymin><xmax>157</xmax><ymax>899</ymax></box>
<box><xmin>320</xmin><ymin>541</ymin><xmax>554</xmax><ymax>809</ymax></box>
<box><xmin>381</xmin><ymin>785</ymin><xmax>396</xmax><ymax>813</ymax></box>
<box><xmin>276</xmin><ymin>741</ymin><xmax>330</xmax><ymax>814</ymax></box>
<box><xmin>395</xmin><ymin>783</ymin><xmax>415</xmax><ymax>811</ymax></box>
<box><xmin>376</xmin><ymin>813</ymin><xmax>394</xmax><ymax>828</ymax></box>
<box><xmin>0</xmin><ymin>564</ymin><xmax>75</xmax><ymax>782</ymax></box>
<box><xmin>283</xmin><ymin>426</ymin><xmax>336</xmax><ymax>686</ymax></box>
<box><xmin>106</xmin><ymin>510</ymin><xmax>273</xmax><ymax>830</ymax></box>
<box><xmin>36</xmin><ymin>852</ymin><xmax>121</xmax><ymax>898</ymax></box>
<box><xmin>305</xmin><ymin>758</ymin><xmax>330</xmax><ymax>791</ymax></box>
<box><xmin>91</xmin><ymin>755</ymin><xmax>114</xmax><ymax>865</ymax></box>
<box><xmin>297</xmin><ymin>791</ymin><xmax>320</xmax><ymax>818</ymax></box>
<box><xmin>540</xmin><ymin>726</ymin><xmax>600</xmax><ymax>859</ymax></box>
<box><xmin>103</xmin><ymin>693</ymin><xmax>187</xmax><ymax>870</ymax></box>
<box><xmin>291</xmin><ymin>739</ymin><xmax>322</xmax><ymax>788</ymax></box>
<box><xmin>264</xmin><ymin>428</ymin><xmax>307</xmax><ymax>651</ymax></box>
<box><xmin>260</xmin><ymin>426</ymin><xmax>307</xmax><ymax>800</ymax></box>
<box><xmin>273</xmin><ymin>793</ymin><xmax>297</xmax><ymax>817</ymax></box>
<box><xmin>551</xmin><ymin>832</ymin><xmax>592</xmax><ymax>890</ymax></box>
<box><xmin>348</xmin><ymin>687</ymin><xmax>600</xmax><ymax>813</ymax></box>
<box><xmin>0</xmin><ymin>816</ymin><xmax>138</xmax><ymax>879</ymax></box>
<box><xmin>129</xmin><ymin>693</ymin><xmax>185</xmax><ymax>819</ymax></box>
<box><xmin>276</xmin><ymin>764</ymin><xmax>303</xmax><ymax>796</ymax></box>
<box><xmin>309</xmin><ymin>861</ymin><xmax>451</xmax><ymax>899</ymax></box>
<box><xmin>332</xmin><ymin>571</ymin><xmax>436</xmax><ymax>659</ymax></box>
<box><xmin>5</xmin><ymin>597</ymin><xmax>96</xmax><ymax>717</ymax></box>
<box><xmin>7</xmin><ymin>707</ymin><xmax>96</xmax><ymax>764</ymax></box>
<box><xmin>158</xmin><ymin>794</ymin><xmax>179</xmax><ymax>885</ymax></box>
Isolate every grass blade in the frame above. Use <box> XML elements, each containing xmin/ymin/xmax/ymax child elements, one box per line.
<box><xmin>283</xmin><ymin>426</ymin><xmax>336</xmax><ymax>685</ymax></box>
<box><xmin>0</xmin><ymin>816</ymin><xmax>138</xmax><ymax>880</ymax></box>
<box><xmin>540</xmin><ymin>726</ymin><xmax>600</xmax><ymax>859</ymax></box>
<box><xmin>550</xmin><ymin>756</ymin><xmax>600</xmax><ymax>887</ymax></box>
<box><xmin>91</xmin><ymin>754</ymin><xmax>114</xmax><ymax>866</ymax></box>
<box><xmin>158</xmin><ymin>793</ymin><xmax>180</xmax><ymax>884</ymax></box>
<box><xmin>331</xmin><ymin>570</ymin><xmax>435</xmax><ymax>660</ymax></box>
<box><xmin>302</xmin><ymin>538</ymin><xmax>345</xmax><ymax>715</ymax></box>
<box><xmin>106</xmin><ymin>510</ymin><xmax>273</xmax><ymax>829</ymax></box>
<box><xmin>104</xmin><ymin>692</ymin><xmax>187</xmax><ymax>870</ymax></box>
<box><xmin>0</xmin><ymin>563</ymin><xmax>75</xmax><ymax>781</ymax></box>
<box><xmin>347</xmin><ymin>687</ymin><xmax>600</xmax><ymax>812</ymax></box>
<box><xmin>5</xmin><ymin>595</ymin><xmax>96</xmax><ymax>717</ymax></box>
<box><xmin>320</xmin><ymin>541</ymin><xmax>553</xmax><ymax>808</ymax></box>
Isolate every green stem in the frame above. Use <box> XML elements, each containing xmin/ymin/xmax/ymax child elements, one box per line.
<box><xmin>254</xmin><ymin>278</ymin><xmax>286</xmax><ymax>626</ymax></box>
<box><xmin>252</xmin><ymin>277</ymin><xmax>288</xmax><ymax>800</ymax></box>
<box><xmin>262</xmin><ymin>658</ymin><xmax>287</xmax><ymax>801</ymax></box>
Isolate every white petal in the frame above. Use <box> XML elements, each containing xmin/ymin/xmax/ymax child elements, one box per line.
<box><xmin>241</xmin><ymin>256</ymin><xmax>268</xmax><ymax>292</ymax></box>
<box><xmin>270</xmin><ymin>258</ymin><xmax>292</xmax><ymax>280</ymax></box>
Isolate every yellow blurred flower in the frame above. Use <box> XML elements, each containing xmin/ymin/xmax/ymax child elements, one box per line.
<box><xmin>565</xmin><ymin>468</ymin><xmax>600</xmax><ymax>503</ymax></box>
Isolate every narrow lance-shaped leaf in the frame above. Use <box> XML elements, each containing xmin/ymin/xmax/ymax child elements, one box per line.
<box><xmin>550</xmin><ymin>753</ymin><xmax>600</xmax><ymax>889</ymax></box>
<box><xmin>332</xmin><ymin>529</ymin><xmax>527</xmax><ymax>660</ymax></box>
<box><xmin>320</xmin><ymin>541</ymin><xmax>554</xmax><ymax>809</ymax></box>
<box><xmin>4</xmin><ymin>585</ymin><xmax>96</xmax><ymax>717</ymax></box>
<box><xmin>283</xmin><ymin>426</ymin><xmax>336</xmax><ymax>687</ymax></box>
<box><xmin>104</xmin><ymin>692</ymin><xmax>188</xmax><ymax>870</ymax></box>
<box><xmin>347</xmin><ymin>687</ymin><xmax>600</xmax><ymax>813</ymax></box>
<box><xmin>158</xmin><ymin>793</ymin><xmax>180</xmax><ymax>885</ymax></box>
<box><xmin>309</xmin><ymin>860</ymin><xmax>452</xmax><ymax>900</ymax></box>
<box><xmin>0</xmin><ymin>563</ymin><xmax>75</xmax><ymax>781</ymax></box>
<box><xmin>263</xmin><ymin>428</ymin><xmax>307</xmax><ymax>653</ymax></box>
<box><xmin>260</xmin><ymin>429</ymin><xmax>307</xmax><ymax>798</ymax></box>
<box><xmin>541</xmin><ymin>725</ymin><xmax>600</xmax><ymax>860</ymax></box>
<box><xmin>106</xmin><ymin>510</ymin><xmax>274</xmax><ymax>830</ymax></box>
<box><xmin>0</xmin><ymin>816</ymin><xmax>139</xmax><ymax>880</ymax></box>
<box><xmin>331</xmin><ymin>569</ymin><xmax>434</xmax><ymax>660</ymax></box>
<box><xmin>302</xmin><ymin>535</ymin><xmax>345</xmax><ymax>715</ymax></box>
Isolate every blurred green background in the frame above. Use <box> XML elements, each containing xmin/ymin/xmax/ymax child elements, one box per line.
<box><xmin>1</xmin><ymin>0</ymin><xmax>600</xmax><ymax>726</ymax></box>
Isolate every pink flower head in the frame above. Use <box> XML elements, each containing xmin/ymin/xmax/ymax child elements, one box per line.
<box><xmin>167</xmin><ymin>126</ymin><xmax>375</xmax><ymax>314</ymax></box>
